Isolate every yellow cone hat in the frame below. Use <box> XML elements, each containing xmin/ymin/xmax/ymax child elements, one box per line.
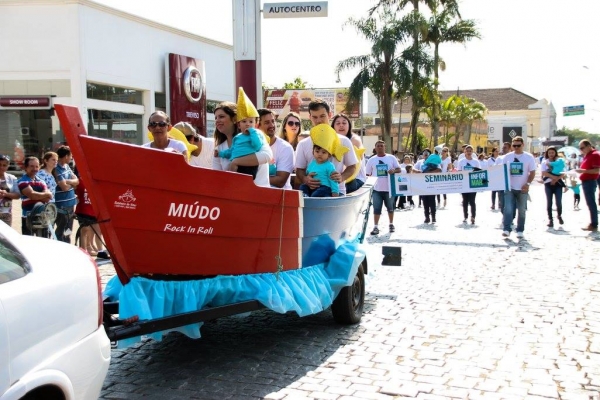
<box><xmin>236</xmin><ymin>87</ymin><xmax>259</xmax><ymax>121</ymax></box>
<box><xmin>309</xmin><ymin>123</ymin><xmax>348</xmax><ymax>162</ymax></box>
<box><xmin>147</xmin><ymin>126</ymin><xmax>197</xmax><ymax>160</ymax></box>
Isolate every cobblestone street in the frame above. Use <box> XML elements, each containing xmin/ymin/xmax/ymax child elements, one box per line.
<box><xmin>93</xmin><ymin>181</ymin><xmax>600</xmax><ymax>400</ymax></box>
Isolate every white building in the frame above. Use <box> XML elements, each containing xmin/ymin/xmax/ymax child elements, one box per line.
<box><xmin>0</xmin><ymin>0</ymin><xmax>234</xmax><ymax>170</ymax></box>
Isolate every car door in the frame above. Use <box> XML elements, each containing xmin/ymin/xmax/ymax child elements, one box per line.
<box><xmin>0</xmin><ymin>233</ymin><xmax>30</xmax><ymax>397</ymax></box>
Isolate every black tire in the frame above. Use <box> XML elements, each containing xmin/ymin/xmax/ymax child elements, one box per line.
<box><xmin>331</xmin><ymin>263</ymin><xmax>365</xmax><ymax>324</ymax></box>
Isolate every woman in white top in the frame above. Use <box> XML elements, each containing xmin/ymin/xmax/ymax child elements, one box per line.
<box><xmin>456</xmin><ymin>145</ymin><xmax>481</xmax><ymax>225</ymax></box>
<box><xmin>437</xmin><ymin>147</ymin><xmax>452</xmax><ymax>209</ymax></box>
<box><xmin>488</xmin><ymin>147</ymin><xmax>501</xmax><ymax>210</ymax></box>
<box><xmin>212</xmin><ymin>102</ymin><xmax>272</xmax><ymax>187</ymax></box>
<box><xmin>0</xmin><ymin>154</ymin><xmax>21</xmax><ymax>227</ymax></box>
<box><xmin>332</xmin><ymin>113</ymin><xmax>366</xmax><ymax>194</ymax></box>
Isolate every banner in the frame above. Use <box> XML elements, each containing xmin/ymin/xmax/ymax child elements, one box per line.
<box><xmin>263</xmin><ymin>88</ymin><xmax>359</xmax><ymax>119</ymax></box>
<box><xmin>389</xmin><ymin>165</ymin><xmax>509</xmax><ymax>196</ymax></box>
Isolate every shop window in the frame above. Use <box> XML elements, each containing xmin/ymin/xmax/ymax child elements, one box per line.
<box><xmin>87</xmin><ymin>109</ymin><xmax>144</xmax><ymax>145</ymax></box>
<box><xmin>0</xmin><ymin>110</ymin><xmax>53</xmax><ymax>174</ymax></box>
<box><xmin>86</xmin><ymin>83</ymin><xmax>143</xmax><ymax>106</ymax></box>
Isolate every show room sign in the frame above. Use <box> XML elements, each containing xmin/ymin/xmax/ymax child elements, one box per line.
<box><xmin>263</xmin><ymin>2</ymin><xmax>327</xmax><ymax>18</ymax></box>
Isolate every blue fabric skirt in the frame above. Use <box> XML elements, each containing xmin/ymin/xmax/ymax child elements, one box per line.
<box><xmin>104</xmin><ymin>240</ymin><xmax>365</xmax><ymax>348</ymax></box>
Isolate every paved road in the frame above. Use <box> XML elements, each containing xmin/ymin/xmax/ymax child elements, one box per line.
<box><xmin>94</xmin><ymin>181</ymin><xmax>600</xmax><ymax>400</ymax></box>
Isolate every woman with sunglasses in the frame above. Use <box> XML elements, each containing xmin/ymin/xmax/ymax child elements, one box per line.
<box><xmin>0</xmin><ymin>155</ymin><xmax>21</xmax><ymax>227</ymax></box>
<box><xmin>331</xmin><ymin>114</ymin><xmax>366</xmax><ymax>194</ymax></box>
<box><xmin>212</xmin><ymin>101</ymin><xmax>272</xmax><ymax>187</ymax></box>
<box><xmin>143</xmin><ymin>111</ymin><xmax>188</xmax><ymax>157</ymax></box>
<box><xmin>279</xmin><ymin>112</ymin><xmax>302</xmax><ymax>150</ymax></box>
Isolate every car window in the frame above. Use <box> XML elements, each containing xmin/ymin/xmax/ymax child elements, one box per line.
<box><xmin>0</xmin><ymin>234</ymin><xmax>30</xmax><ymax>284</ymax></box>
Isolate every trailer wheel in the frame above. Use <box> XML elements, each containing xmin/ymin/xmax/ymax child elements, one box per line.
<box><xmin>331</xmin><ymin>263</ymin><xmax>365</xmax><ymax>324</ymax></box>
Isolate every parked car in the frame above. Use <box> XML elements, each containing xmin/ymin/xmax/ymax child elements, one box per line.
<box><xmin>0</xmin><ymin>221</ymin><xmax>110</xmax><ymax>400</ymax></box>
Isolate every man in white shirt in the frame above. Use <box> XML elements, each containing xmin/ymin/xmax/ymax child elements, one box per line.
<box><xmin>295</xmin><ymin>100</ymin><xmax>357</xmax><ymax>195</ymax></box>
<box><xmin>365</xmin><ymin>140</ymin><xmax>401</xmax><ymax>234</ymax></box>
<box><xmin>257</xmin><ymin>108</ymin><xmax>294</xmax><ymax>189</ymax></box>
<box><xmin>500</xmin><ymin>136</ymin><xmax>536</xmax><ymax>238</ymax></box>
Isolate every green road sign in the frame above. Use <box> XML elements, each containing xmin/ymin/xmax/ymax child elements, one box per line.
<box><xmin>563</xmin><ymin>105</ymin><xmax>585</xmax><ymax>116</ymax></box>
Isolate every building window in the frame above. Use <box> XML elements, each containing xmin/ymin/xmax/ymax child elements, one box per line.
<box><xmin>0</xmin><ymin>110</ymin><xmax>53</xmax><ymax>174</ymax></box>
<box><xmin>87</xmin><ymin>110</ymin><xmax>144</xmax><ymax>145</ymax></box>
<box><xmin>86</xmin><ymin>83</ymin><xmax>143</xmax><ymax>106</ymax></box>
<box><xmin>207</xmin><ymin>100</ymin><xmax>220</xmax><ymax>114</ymax></box>
<box><xmin>155</xmin><ymin>92</ymin><xmax>166</xmax><ymax>111</ymax></box>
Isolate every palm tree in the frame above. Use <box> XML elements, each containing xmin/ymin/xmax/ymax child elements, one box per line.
<box><xmin>444</xmin><ymin>95</ymin><xmax>487</xmax><ymax>152</ymax></box>
<box><xmin>336</xmin><ymin>5</ymin><xmax>413</xmax><ymax>150</ymax></box>
<box><xmin>422</xmin><ymin>0</ymin><xmax>480</xmax><ymax>147</ymax></box>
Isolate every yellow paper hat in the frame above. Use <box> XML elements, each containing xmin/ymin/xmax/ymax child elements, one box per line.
<box><xmin>309</xmin><ymin>123</ymin><xmax>348</xmax><ymax>162</ymax></box>
<box><xmin>147</xmin><ymin>126</ymin><xmax>198</xmax><ymax>160</ymax></box>
<box><xmin>236</xmin><ymin>87</ymin><xmax>259</xmax><ymax>121</ymax></box>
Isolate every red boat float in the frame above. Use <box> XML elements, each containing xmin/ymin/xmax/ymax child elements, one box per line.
<box><xmin>54</xmin><ymin>104</ymin><xmax>374</xmax><ymax>345</ymax></box>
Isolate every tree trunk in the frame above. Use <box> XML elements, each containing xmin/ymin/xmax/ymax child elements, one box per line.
<box><xmin>409</xmin><ymin>108</ymin><xmax>420</xmax><ymax>154</ymax></box>
<box><xmin>432</xmin><ymin>42</ymin><xmax>440</xmax><ymax>147</ymax></box>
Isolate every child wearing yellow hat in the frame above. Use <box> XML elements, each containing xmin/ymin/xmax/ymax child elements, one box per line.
<box><xmin>299</xmin><ymin>145</ymin><xmax>339</xmax><ymax>197</ymax></box>
<box><xmin>217</xmin><ymin>87</ymin><xmax>265</xmax><ymax>178</ymax></box>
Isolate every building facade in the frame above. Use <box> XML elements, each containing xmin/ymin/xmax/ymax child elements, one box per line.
<box><xmin>0</xmin><ymin>0</ymin><xmax>234</xmax><ymax>172</ymax></box>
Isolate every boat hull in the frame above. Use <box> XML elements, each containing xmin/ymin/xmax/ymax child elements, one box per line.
<box><xmin>55</xmin><ymin>105</ymin><xmax>371</xmax><ymax>282</ymax></box>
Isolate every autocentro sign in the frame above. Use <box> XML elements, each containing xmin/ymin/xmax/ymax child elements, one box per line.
<box><xmin>263</xmin><ymin>2</ymin><xmax>328</xmax><ymax>18</ymax></box>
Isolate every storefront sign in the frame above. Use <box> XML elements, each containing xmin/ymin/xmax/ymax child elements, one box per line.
<box><xmin>263</xmin><ymin>2</ymin><xmax>328</xmax><ymax>18</ymax></box>
<box><xmin>166</xmin><ymin>53</ymin><xmax>207</xmax><ymax>136</ymax></box>
<box><xmin>0</xmin><ymin>96</ymin><xmax>51</xmax><ymax>109</ymax></box>
<box><xmin>390</xmin><ymin>165</ymin><xmax>509</xmax><ymax>196</ymax></box>
<box><xmin>264</xmin><ymin>88</ymin><xmax>359</xmax><ymax>119</ymax></box>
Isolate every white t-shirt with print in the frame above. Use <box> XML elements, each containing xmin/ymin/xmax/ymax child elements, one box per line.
<box><xmin>456</xmin><ymin>157</ymin><xmax>481</xmax><ymax>171</ymax></box>
<box><xmin>365</xmin><ymin>154</ymin><xmax>400</xmax><ymax>192</ymax></box>
<box><xmin>501</xmin><ymin>151</ymin><xmax>536</xmax><ymax>190</ymax></box>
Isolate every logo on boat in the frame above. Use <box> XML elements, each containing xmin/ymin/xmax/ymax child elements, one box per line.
<box><xmin>114</xmin><ymin>189</ymin><xmax>137</xmax><ymax>210</ymax></box>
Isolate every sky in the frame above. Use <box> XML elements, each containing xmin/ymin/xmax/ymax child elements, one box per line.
<box><xmin>94</xmin><ymin>0</ymin><xmax>600</xmax><ymax>134</ymax></box>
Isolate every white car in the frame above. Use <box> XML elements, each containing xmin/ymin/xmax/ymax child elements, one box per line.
<box><xmin>0</xmin><ymin>222</ymin><xmax>110</xmax><ymax>400</ymax></box>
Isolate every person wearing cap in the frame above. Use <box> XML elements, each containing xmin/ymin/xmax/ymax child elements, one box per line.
<box><xmin>174</xmin><ymin>121</ymin><xmax>214</xmax><ymax>169</ymax></box>
<box><xmin>212</xmin><ymin>89</ymin><xmax>272</xmax><ymax>187</ymax></box>
<box><xmin>0</xmin><ymin>154</ymin><xmax>21</xmax><ymax>227</ymax></box>
<box><xmin>295</xmin><ymin>99</ymin><xmax>357</xmax><ymax>195</ymax></box>
<box><xmin>257</xmin><ymin>108</ymin><xmax>294</xmax><ymax>189</ymax></box>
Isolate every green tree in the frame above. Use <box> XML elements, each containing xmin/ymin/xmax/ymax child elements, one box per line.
<box><xmin>443</xmin><ymin>95</ymin><xmax>487</xmax><ymax>152</ymax></box>
<box><xmin>335</xmin><ymin>5</ymin><xmax>414</xmax><ymax>150</ymax></box>
<box><xmin>422</xmin><ymin>0</ymin><xmax>480</xmax><ymax>147</ymax></box>
<box><xmin>282</xmin><ymin>77</ymin><xmax>312</xmax><ymax>89</ymax></box>
<box><xmin>555</xmin><ymin>127</ymin><xmax>599</xmax><ymax>146</ymax></box>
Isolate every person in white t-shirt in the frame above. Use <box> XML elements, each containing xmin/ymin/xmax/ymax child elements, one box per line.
<box><xmin>456</xmin><ymin>145</ymin><xmax>481</xmax><ymax>225</ymax></box>
<box><xmin>500</xmin><ymin>136</ymin><xmax>536</xmax><ymax>238</ymax></box>
<box><xmin>488</xmin><ymin>147</ymin><xmax>500</xmax><ymax>210</ymax></box>
<box><xmin>365</xmin><ymin>140</ymin><xmax>401</xmax><ymax>234</ymax></box>
<box><xmin>173</xmin><ymin>122</ymin><xmax>214</xmax><ymax>169</ymax></box>
<box><xmin>494</xmin><ymin>142</ymin><xmax>512</xmax><ymax>217</ymax></box>
<box><xmin>143</xmin><ymin>111</ymin><xmax>188</xmax><ymax>157</ymax></box>
<box><xmin>438</xmin><ymin>147</ymin><xmax>452</xmax><ymax>209</ymax></box>
<box><xmin>295</xmin><ymin>99</ymin><xmax>357</xmax><ymax>195</ymax></box>
<box><xmin>258</xmin><ymin>108</ymin><xmax>295</xmax><ymax>190</ymax></box>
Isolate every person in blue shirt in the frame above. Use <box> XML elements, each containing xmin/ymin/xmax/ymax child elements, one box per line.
<box><xmin>54</xmin><ymin>146</ymin><xmax>79</xmax><ymax>243</ymax></box>
<box><xmin>299</xmin><ymin>145</ymin><xmax>339</xmax><ymax>197</ymax></box>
